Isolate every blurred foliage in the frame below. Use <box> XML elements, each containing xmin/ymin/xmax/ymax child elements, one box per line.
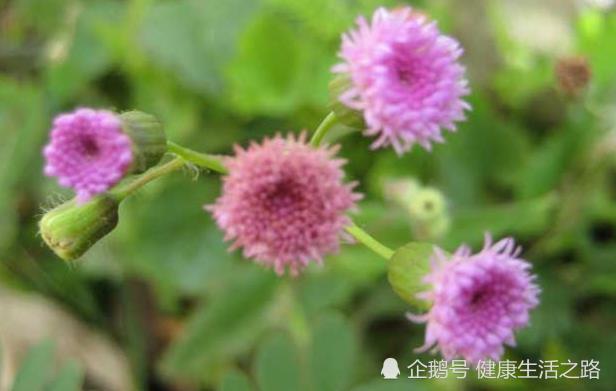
<box><xmin>1</xmin><ymin>0</ymin><xmax>616</xmax><ymax>390</ymax></box>
<box><xmin>10</xmin><ymin>340</ymin><xmax>83</xmax><ymax>391</ymax></box>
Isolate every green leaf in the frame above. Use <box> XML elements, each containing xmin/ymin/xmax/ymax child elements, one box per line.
<box><xmin>45</xmin><ymin>1</ymin><xmax>120</xmax><ymax>102</ymax></box>
<box><xmin>226</xmin><ymin>13</ymin><xmax>300</xmax><ymax>115</ymax></box>
<box><xmin>220</xmin><ymin>369</ymin><xmax>254</xmax><ymax>391</ymax></box>
<box><xmin>255</xmin><ymin>333</ymin><xmax>302</xmax><ymax>391</ymax></box>
<box><xmin>309</xmin><ymin>312</ymin><xmax>356</xmax><ymax>391</ymax></box>
<box><xmin>47</xmin><ymin>360</ymin><xmax>84</xmax><ymax>391</ymax></box>
<box><xmin>160</xmin><ymin>270</ymin><xmax>279</xmax><ymax>385</ymax></box>
<box><xmin>0</xmin><ymin>78</ymin><xmax>46</xmax><ymax>253</ymax></box>
<box><xmin>387</xmin><ymin>242</ymin><xmax>434</xmax><ymax>311</ymax></box>
<box><xmin>11</xmin><ymin>340</ymin><xmax>55</xmax><ymax>391</ymax></box>
<box><xmin>225</xmin><ymin>11</ymin><xmax>332</xmax><ymax>115</ymax></box>
<box><xmin>445</xmin><ymin>194</ymin><xmax>558</xmax><ymax>248</ymax></box>
<box><xmin>140</xmin><ymin>0</ymin><xmax>259</xmax><ymax>96</ymax></box>
<box><xmin>577</xmin><ymin>10</ymin><xmax>616</xmax><ymax>87</ymax></box>
<box><xmin>298</xmin><ymin>273</ymin><xmax>354</xmax><ymax>315</ymax></box>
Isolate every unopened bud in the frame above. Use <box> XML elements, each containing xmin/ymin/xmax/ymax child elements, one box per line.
<box><xmin>384</xmin><ymin>179</ymin><xmax>450</xmax><ymax>240</ymax></box>
<box><xmin>39</xmin><ymin>196</ymin><xmax>119</xmax><ymax>261</ymax></box>
<box><xmin>120</xmin><ymin>111</ymin><xmax>167</xmax><ymax>174</ymax></box>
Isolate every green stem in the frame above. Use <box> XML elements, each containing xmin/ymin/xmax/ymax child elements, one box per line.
<box><xmin>345</xmin><ymin>223</ymin><xmax>394</xmax><ymax>260</ymax></box>
<box><xmin>310</xmin><ymin>111</ymin><xmax>338</xmax><ymax>147</ymax></box>
<box><xmin>112</xmin><ymin>157</ymin><xmax>185</xmax><ymax>200</ymax></box>
<box><xmin>167</xmin><ymin>141</ymin><xmax>228</xmax><ymax>174</ymax></box>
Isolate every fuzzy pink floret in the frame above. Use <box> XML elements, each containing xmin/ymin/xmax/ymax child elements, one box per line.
<box><xmin>408</xmin><ymin>234</ymin><xmax>540</xmax><ymax>364</ymax></box>
<box><xmin>208</xmin><ymin>133</ymin><xmax>361</xmax><ymax>276</ymax></box>
<box><xmin>43</xmin><ymin>108</ymin><xmax>133</xmax><ymax>203</ymax></box>
<box><xmin>333</xmin><ymin>7</ymin><xmax>470</xmax><ymax>153</ymax></box>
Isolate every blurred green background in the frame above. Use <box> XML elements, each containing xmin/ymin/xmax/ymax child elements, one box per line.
<box><xmin>1</xmin><ymin>0</ymin><xmax>615</xmax><ymax>390</ymax></box>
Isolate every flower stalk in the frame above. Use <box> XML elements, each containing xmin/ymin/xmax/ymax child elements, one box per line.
<box><xmin>111</xmin><ymin>157</ymin><xmax>186</xmax><ymax>200</ymax></box>
<box><xmin>345</xmin><ymin>223</ymin><xmax>394</xmax><ymax>260</ymax></box>
<box><xmin>310</xmin><ymin>111</ymin><xmax>338</xmax><ymax>147</ymax></box>
<box><xmin>167</xmin><ymin>141</ymin><xmax>228</xmax><ymax>174</ymax></box>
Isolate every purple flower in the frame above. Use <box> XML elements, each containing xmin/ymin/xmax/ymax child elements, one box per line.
<box><xmin>207</xmin><ymin>133</ymin><xmax>361</xmax><ymax>276</ymax></box>
<box><xmin>333</xmin><ymin>7</ymin><xmax>470</xmax><ymax>153</ymax></box>
<box><xmin>408</xmin><ymin>235</ymin><xmax>540</xmax><ymax>363</ymax></box>
<box><xmin>44</xmin><ymin>108</ymin><xmax>133</xmax><ymax>203</ymax></box>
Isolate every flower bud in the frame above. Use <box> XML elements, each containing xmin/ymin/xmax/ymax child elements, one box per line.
<box><xmin>407</xmin><ymin>187</ymin><xmax>450</xmax><ymax>240</ymax></box>
<box><xmin>39</xmin><ymin>196</ymin><xmax>119</xmax><ymax>261</ymax></box>
<box><xmin>328</xmin><ymin>74</ymin><xmax>365</xmax><ymax>128</ymax></box>
<box><xmin>384</xmin><ymin>178</ymin><xmax>450</xmax><ymax>241</ymax></box>
<box><xmin>120</xmin><ymin>110</ymin><xmax>167</xmax><ymax>174</ymax></box>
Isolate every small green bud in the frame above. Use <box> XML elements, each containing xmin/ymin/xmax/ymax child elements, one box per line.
<box><xmin>384</xmin><ymin>179</ymin><xmax>450</xmax><ymax>241</ymax></box>
<box><xmin>120</xmin><ymin>111</ymin><xmax>167</xmax><ymax>174</ymax></box>
<box><xmin>407</xmin><ymin>187</ymin><xmax>450</xmax><ymax>240</ymax></box>
<box><xmin>408</xmin><ymin>188</ymin><xmax>446</xmax><ymax>221</ymax></box>
<box><xmin>39</xmin><ymin>196</ymin><xmax>119</xmax><ymax>261</ymax></box>
<box><xmin>383</xmin><ymin>178</ymin><xmax>420</xmax><ymax>205</ymax></box>
<box><xmin>328</xmin><ymin>74</ymin><xmax>365</xmax><ymax>128</ymax></box>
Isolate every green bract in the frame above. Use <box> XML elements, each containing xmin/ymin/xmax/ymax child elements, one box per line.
<box><xmin>387</xmin><ymin>241</ymin><xmax>439</xmax><ymax>311</ymax></box>
<box><xmin>120</xmin><ymin>110</ymin><xmax>167</xmax><ymax>174</ymax></box>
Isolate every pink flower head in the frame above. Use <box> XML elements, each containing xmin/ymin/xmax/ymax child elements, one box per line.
<box><xmin>43</xmin><ymin>108</ymin><xmax>133</xmax><ymax>203</ymax></box>
<box><xmin>333</xmin><ymin>7</ymin><xmax>470</xmax><ymax>153</ymax></box>
<box><xmin>208</xmin><ymin>133</ymin><xmax>361</xmax><ymax>276</ymax></box>
<box><xmin>408</xmin><ymin>235</ymin><xmax>540</xmax><ymax>364</ymax></box>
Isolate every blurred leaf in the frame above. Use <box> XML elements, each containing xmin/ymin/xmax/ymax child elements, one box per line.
<box><xmin>309</xmin><ymin>312</ymin><xmax>356</xmax><ymax>391</ymax></box>
<box><xmin>160</xmin><ymin>270</ymin><xmax>280</xmax><ymax>385</ymax></box>
<box><xmin>435</xmin><ymin>94</ymin><xmax>530</xmax><ymax>206</ymax></box>
<box><xmin>140</xmin><ymin>0</ymin><xmax>259</xmax><ymax>96</ymax></box>
<box><xmin>517</xmin><ymin>275</ymin><xmax>573</xmax><ymax>348</ymax></box>
<box><xmin>577</xmin><ymin>10</ymin><xmax>616</xmax><ymax>88</ymax></box>
<box><xmin>255</xmin><ymin>332</ymin><xmax>302</xmax><ymax>391</ymax></box>
<box><xmin>220</xmin><ymin>369</ymin><xmax>254</xmax><ymax>391</ymax></box>
<box><xmin>47</xmin><ymin>360</ymin><xmax>83</xmax><ymax>391</ymax></box>
<box><xmin>445</xmin><ymin>194</ymin><xmax>558</xmax><ymax>248</ymax></box>
<box><xmin>226</xmin><ymin>12</ymin><xmax>331</xmax><ymax>115</ymax></box>
<box><xmin>11</xmin><ymin>340</ymin><xmax>54</xmax><ymax>391</ymax></box>
<box><xmin>226</xmin><ymin>13</ymin><xmax>300</xmax><ymax>114</ymax></box>
<box><xmin>298</xmin><ymin>273</ymin><xmax>354</xmax><ymax>315</ymax></box>
<box><xmin>516</xmin><ymin>135</ymin><xmax>571</xmax><ymax>199</ymax></box>
<box><xmin>45</xmin><ymin>1</ymin><xmax>121</xmax><ymax>102</ymax></box>
<box><xmin>13</xmin><ymin>0</ymin><xmax>69</xmax><ymax>35</ymax></box>
<box><xmin>0</xmin><ymin>78</ymin><xmax>46</xmax><ymax>252</ymax></box>
<box><xmin>264</xmin><ymin>0</ymin><xmax>351</xmax><ymax>39</ymax></box>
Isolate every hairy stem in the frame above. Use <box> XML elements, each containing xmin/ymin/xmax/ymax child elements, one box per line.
<box><xmin>345</xmin><ymin>223</ymin><xmax>395</xmax><ymax>260</ymax></box>
<box><xmin>167</xmin><ymin>141</ymin><xmax>228</xmax><ymax>174</ymax></box>
<box><xmin>310</xmin><ymin>111</ymin><xmax>338</xmax><ymax>147</ymax></box>
<box><xmin>112</xmin><ymin>157</ymin><xmax>185</xmax><ymax>200</ymax></box>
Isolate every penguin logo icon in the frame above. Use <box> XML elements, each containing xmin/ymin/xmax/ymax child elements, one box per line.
<box><xmin>381</xmin><ymin>358</ymin><xmax>400</xmax><ymax>379</ymax></box>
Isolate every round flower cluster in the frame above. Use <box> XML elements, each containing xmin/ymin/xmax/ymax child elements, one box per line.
<box><xmin>333</xmin><ymin>6</ymin><xmax>470</xmax><ymax>153</ymax></box>
<box><xmin>43</xmin><ymin>108</ymin><xmax>133</xmax><ymax>203</ymax></box>
<box><xmin>208</xmin><ymin>134</ymin><xmax>361</xmax><ymax>275</ymax></box>
<box><xmin>408</xmin><ymin>235</ymin><xmax>540</xmax><ymax>363</ymax></box>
